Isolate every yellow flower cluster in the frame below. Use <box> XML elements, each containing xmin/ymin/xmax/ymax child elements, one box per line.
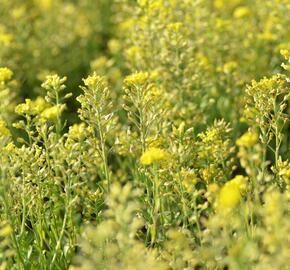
<box><xmin>280</xmin><ymin>49</ymin><xmax>289</xmax><ymax>60</ymax></box>
<box><xmin>83</xmin><ymin>73</ymin><xmax>102</xmax><ymax>89</ymax></box>
<box><xmin>35</xmin><ymin>0</ymin><xmax>53</xmax><ymax>11</ymax></box>
<box><xmin>41</xmin><ymin>74</ymin><xmax>67</xmax><ymax>91</ymax></box>
<box><xmin>140</xmin><ymin>147</ymin><xmax>170</xmax><ymax>165</ymax></box>
<box><xmin>0</xmin><ymin>67</ymin><xmax>13</xmax><ymax>82</ymax></box>
<box><xmin>41</xmin><ymin>104</ymin><xmax>65</xmax><ymax>121</ymax></box>
<box><xmin>0</xmin><ymin>120</ymin><xmax>11</xmax><ymax>137</ymax></box>
<box><xmin>15</xmin><ymin>99</ymin><xmax>33</xmax><ymax>115</ymax></box>
<box><xmin>124</xmin><ymin>72</ymin><xmax>149</xmax><ymax>86</ymax></box>
<box><xmin>67</xmin><ymin>123</ymin><xmax>86</xmax><ymax>141</ymax></box>
<box><xmin>15</xmin><ymin>97</ymin><xmax>49</xmax><ymax>116</ymax></box>
<box><xmin>217</xmin><ymin>175</ymin><xmax>248</xmax><ymax>211</ymax></box>
<box><xmin>233</xmin><ymin>6</ymin><xmax>251</xmax><ymax>19</ymax></box>
<box><xmin>0</xmin><ymin>25</ymin><xmax>13</xmax><ymax>47</ymax></box>
<box><xmin>236</xmin><ymin>131</ymin><xmax>259</xmax><ymax>147</ymax></box>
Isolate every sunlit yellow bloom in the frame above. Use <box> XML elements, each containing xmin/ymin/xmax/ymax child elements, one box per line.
<box><xmin>140</xmin><ymin>147</ymin><xmax>170</xmax><ymax>165</ymax></box>
<box><xmin>31</xmin><ymin>97</ymin><xmax>49</xmax><ymax>114</ymax></box>
<box><xmin>41</xmin><ymin>74</ymin><xmax>67</xmax><ymax>91</ymax></box>
<box><xmin>223</xmin><ymin>61</ymin><xmax>238</xmax><ymax>74</ymax></box>
<box><xmin>0</xmin><ymin>224</ymin><xmax>12</xmax><ymax>237</ymax></box>
<box><xmin>217</xmin><ymin>175</ymin><xmax>248</xmax><ymax>211</ymax></box>
<box><xmin>0</xmin><ymin>25</ymin><xmax>13</xmax><ymax>47</ymax></box>
<box><xmin>258</xmin><ymin>32</ymin><xmax>275</xmax><ymax>41</ymax></box>
<box><xmin>41</xmin><ymin>104</ymin><xmax>65</xmax><ymax>121</ymax></box>
<box><xmin>124</xmin><ymin>72</ymin><xmax>149</xmax><ymax>86</ymax></box>
<box><xmin>35</xmin><ymin>0</ymin><xmax>53</xmax><ymax>11</ymax></box>
<box><xmin>236</xmin><ymin>131</ymin><xmax>258</xmax><ymax>147</ymax></box>
<box><xmin>68</xmin><ymin>123</ymin><xmax>86</xmax><ymax>141</ymax></box>
<box><xmin>0</xmin><ymin>67</ymin><xmax>13</xmax><ymax>82</ymax></box>
<box><xmin>11</xmin><ymin>6</ymin><xmax>26</xmax><ymax>19</ymax></box>
<box><xmin>0</xmin><ymin>120</ymin><xmax>11</xmax><ymax>137</ymax></box>
<box><xmin>233</xmin><ymin>6</ymin><xmax>250</xmax><ymax>19</ymax></box>
<box><xmin>166</xmin><ymin>22</ymin><xmax>183</xmax><ymax>32</ymax></box>
<box><xmin>15</xmin><ymin>97</ymin><xmax>49</xmax><ymax>116</ymax></box>
<box><xmin>15</xmin><ymin>99</ymin><xmax>32</xmax><ymax>115</ymax></box>
<box><xmin>83</xmin><ymin>73</ymin><xmax>103</xmax><ymax>89</ymax></box>
<box><xmin>280</xmin><ymin>49</ymin><xmax>290</xmax><ymax>60</ymax></box>
<box><xmin>108</xmin><ymin>39</ymin><xmax>121</xmax><ymax>54</ymax></box>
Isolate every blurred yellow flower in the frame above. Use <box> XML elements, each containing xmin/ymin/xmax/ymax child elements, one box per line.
<box><xmin>41</xmin><ymin>104</ymin><xmax>65</xmax><ymax>121</ymax></box>
<box><xmin>124</xmin><ymin>72</ymin><xmax>149</xmax><ymax>86</ymax></box>
<box><xmin>0</xmin><ymin>67</ymin><xmax>13</xmax><ymax>82</ymax></box>
<box><xmin>236</xmin><ymin>131</ymin><xmax>258</xmax><ymax>147</ymax></box>
<box><xmin>0</xmin><ymin>120</ymin><xmax>11</xmax><ymax>137</ymax></box>
<box><xmin>233</xmin><ymin>6</ymin><xmax>250</xmax><ymax>19</ymax></box>
<box><xmin>217</xmin><ymin>175</ymin><xmax>248</xmax><ymax>211</ymax></box>
<box><xmin>67</xmin><ymin>123</ymin><xmax>86</xmax><ymax>141</ymax></box>
<box><xmin>140</xmin><ymin>147</ymin><xmax>170</xmax><ymax>165</ymax></box>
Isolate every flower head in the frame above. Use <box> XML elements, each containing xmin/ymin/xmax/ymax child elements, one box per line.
<box><xmin>124</xmin><ymin>72</ymin><xmax>149</xmax><ymax>86</ymax></box>
<box><xmin>41</xmin><ymin>74</ymin><xmax>67</xmax><ymax>91</ymax></box>
<box><xmin>67</xmin><ymin>122</ymin><xmax>86</xmax><ymax>141</ymax></box>
<box><xmin>83</xmin><ymin>73</ymin><xmax>103</xmax><ymax>89</ymax></box>
<box><xmin>140</xmin><ymin>147</ymin><xmax>170</xmax><ymax>165</ymax></box>
<box><xmin>41</xmin><ymin>104</ymin><xmax>65</xmax><ymax>121</ymax></box>
<box><xmin>0</xmin><ymin>67</ymin><xmax>13</xmax><ymax>82</ymax></box>
<box><xmin>0</xmin><ymin>120</ymin><xmax>11</xmax><ymax>137</ymax></box>
<box><xmin>233</xmin><ymin>6</ymin><xmax>250</xmax><ymax>19</ymax></box>
<box><xmin>217</xmin><ymin>175</ymin><xmax>248</xmax><ymax>211</ymax></box>
<box><xmin>236</xmin><ymin>131</ymin><xmax>258</xmax><ymax>147</ymax></box>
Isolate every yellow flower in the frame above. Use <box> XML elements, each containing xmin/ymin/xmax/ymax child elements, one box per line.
<box><xmin>236</xmin><ymin>131</ymin><xmax>258</xmax><ymax>147</ymax></box>
<box><xmin>0</xmin><ymin>120</ymin><xmax>11</xmax><ymax>137</ymax></box>
<box><xmin>233</xmin><ymin>6</ymin><xmax>250</xmax><ymax>19</ymax></box>
<box><xmin>15</xmin><ymin>97</ymin><xmax>49</xmax><ymax>116</ymax></box>
<box><xmin>0</xmin><ymin>26</ymin><xmax>13</xmax><ymax>47</ymax></box>
<box><xmin>222</xmin><ymin>61</ymin><xmax>238</xmax><ymax>74</ymax></box>
<box><xmin>230</xmin><ymin>175</ymin><xmax>248</xmax><ymax>193</ymax></box>
<box><xmin>214</xmin><ymin>0</ymin><xmax>224</xmax><ymax>9</ymax></box>
<box><xmin>217</xmin><ymin>175</ymin><xmax>248</xmax><ymax>211</ymax></box>
<box><xmin>11</xmin><ymin>6</ymin><xmax>26</xmax><ymax>19</ymax></box>
<box><xmin>15</xmin><ymin>99</ymin><xmax>32</xmax><ymax>115</ymax></box>
<box><xmin>41</xmin><ymin>104</ymin><xmax>65</xmax><ymax>121</ymax></box>
<box><xmin>258</xmin><ymin>32</ymin><xmax>275</xmax><ymax>41</ymax></box>
<box><xmin>280</xmin><ymin>49</ymin><xmax>290</xmax><ymax>60</ymax></box>
<box><xmin>125</xmin><ymin>46</ymin><xmax>142</xmax><ymax>61</ymax></box>
<box><xmin>0</xmin><ymin>224</ymin><xmax>12</xmax><ymax>237</ymax></box>
<box><xmin>31</xmin><ymin>96</ymin><xmax>49</xmax><ymax>114</ymax></box>
<box><xmin>0</xmin><ymin>67</ymin><xmax>13</xmax><ymax>82</ymax></box>
<box><xmin>83</xmin><ymin>73</ymin><xmax>103</xmax><ymax>89</ymax></box>
<box><xmin>67</xmin><ymin>123</ymin><xmax>86</xmax><ymax>141</ymax></box>
<box><xmin>166</xmin><ymin>22</ymin><xmax>183</xmax><ymax>32</ymax></box>
<box><xmin>41</xmin><ymin>74</ymin><xmax>67</xmax><ymax>91</ymax></box>
<box><xmin>35</xmin><ymin>0</ymin><xmax>53</xmax><ymax>11</ymax></box>
<box><xmin>124</xmin><ymin>72</ymin><xmax>149</xmax><ymax>86</ymax></box>
<box><xmin>140</xmin><ymin>147</ymin><xmax>170</xmax><ymax>165</ymax></box>
<box><xmin>108</xmin><ymin>39</ymin><xmax>121</xmax><ymax>54</ymax></box>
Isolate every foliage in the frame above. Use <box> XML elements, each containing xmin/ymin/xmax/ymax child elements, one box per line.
<box><xmin>0</xmin><ymin>0</ymin><xmax>289</xmax><ymax>269</ymax></box>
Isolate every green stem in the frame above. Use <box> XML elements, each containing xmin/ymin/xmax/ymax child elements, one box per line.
<box><xmin>96</xmin><ymin>111</ymin><xmax>110</xmax><ymax>192</ymax></box>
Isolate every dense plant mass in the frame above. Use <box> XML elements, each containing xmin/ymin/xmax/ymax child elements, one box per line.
<box><xmin>0</xmin><ymin>0</ymin><xmax>289</xmax><ymax>269</ymax></box>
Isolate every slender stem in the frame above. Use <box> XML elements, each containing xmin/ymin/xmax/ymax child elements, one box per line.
<box><xmin>50</xmin><ymin>211</ymin><xmax>67</xmax><ymax>270</ymax></box>
<box><xmin>55</xmin><ymin>89</ymin><xmax>62</xmax><ymax>138</ymax></box>
<box><xmin>96</xmin><ymin>110</ymin><xmax>110</xmax><ymax>192</ymax></box>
